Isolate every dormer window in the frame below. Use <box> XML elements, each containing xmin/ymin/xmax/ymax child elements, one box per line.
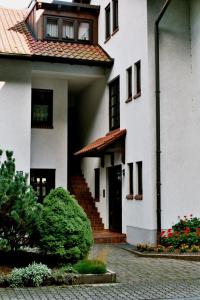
<box><xmin>78</xmin><ymin>22</ymin><xmax>90</xmax><ymax>41</ymax></box>
<box><xmin>46</xmin><ymin>18</ymin><xmax>59</xmax><ymax>38</ymax></box>
<box><xmin>63</xmin><ymin>20</ymin><xmax>75</xmax><ymax>40</ymax></box>
<box><xmin>45</xmin><ymin>17</ymin><xmax>92</xmax><ymax>43</ymax></box>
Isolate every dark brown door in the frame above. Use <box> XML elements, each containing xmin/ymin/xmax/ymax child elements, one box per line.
<box><xmin>30</xmin><ymin>169</ymin><xmax>55</xmax><ymax>202</ymax></box>
<box><xmin>108</xmin><ymin>165</ymin><xmax>122</xmax><ymax>232</ymax></box>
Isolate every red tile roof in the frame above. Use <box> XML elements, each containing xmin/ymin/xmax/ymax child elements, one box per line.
<box><xmin>0</xmin><ymin>8</ymin><xmax>112</xmax><ymax>65</ymax></box>
<box><xmin>74</xmin><ymin>129</ymin><xmax>127</xmax><ymax>156</ymax></box>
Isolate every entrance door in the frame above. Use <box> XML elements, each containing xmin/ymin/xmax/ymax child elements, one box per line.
<box><xmin>30</xmin><ymin>169</ymin><xmax>55</xmax><ymax>202</ymax></box>
<box><xmin>108</xmin><ymin>165</ymin><xmax>122</xmax><ymax>232</ymax></box>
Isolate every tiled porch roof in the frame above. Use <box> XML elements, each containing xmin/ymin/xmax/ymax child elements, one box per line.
<box><xmin>0</xmin><ymin>8</ymin><xmax>113</xmax><ymax>66</ymax></box>
<box><xmin>74</xmin><ymin>129</ymin><xmax>127</xmax><ymax>156</ymax></box>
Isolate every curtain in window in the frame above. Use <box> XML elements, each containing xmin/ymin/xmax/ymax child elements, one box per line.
<box><xmin>33</xmin><ymin>105</ymin><xmax>49</xmax><ymax>122</ymax></box>
<box><xmin>63</xmin><ymin>21</ymin><xmax>74</xmax><ymax>39</ymax></box>
<box><xmin>78</xmin><ymin>22</ymin><xmax>90</xmax><ymax>40</ymax></box>
<box><xmin>46</xmin><ymin>20</ymin><xmax>58</xmax><ymax>38</ymax></box>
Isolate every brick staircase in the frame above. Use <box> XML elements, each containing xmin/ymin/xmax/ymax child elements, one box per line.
<box><xmin>69</xmin><ymin>175</ymin><xmax>104</xmax><ymax>232</ymax></box>
<box><xmin>69</xmin><ymin>174</ymin><xmax>126</xmax><ymax>244</ymax></box>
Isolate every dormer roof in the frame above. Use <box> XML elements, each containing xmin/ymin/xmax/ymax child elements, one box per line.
<box><xmin>0</xmin><ymin>7</ymin><xmax>113</xmax><ymax>66</ymax></box>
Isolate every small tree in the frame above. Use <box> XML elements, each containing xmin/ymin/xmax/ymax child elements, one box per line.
<box><xmin>38</xmin><ymin>187</ymin><xmax>93</xmax><ymax>261</ymax></box>
<box><xmin>0</xmin><ymin>150</ymin><xmax>41</xmax><ymax>250</ymax></box>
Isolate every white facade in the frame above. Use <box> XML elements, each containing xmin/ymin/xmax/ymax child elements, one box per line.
<box><xmin>1</xmin><ymin>0</ymin><xmax>200</xmax><ymax>245</ymax></box>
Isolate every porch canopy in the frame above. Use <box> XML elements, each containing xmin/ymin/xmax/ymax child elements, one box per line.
<box><xmin>74</xmin><ymin>128</ymin><xmax>126</xmax><ymax>165</ymax></box>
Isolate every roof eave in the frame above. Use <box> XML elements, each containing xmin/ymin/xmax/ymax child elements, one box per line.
<box><xmin>0</xmin><ymin>53</ymin><xmax>114</xmax><ymax>67</ymax></box>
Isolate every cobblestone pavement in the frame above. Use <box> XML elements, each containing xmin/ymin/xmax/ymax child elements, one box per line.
<box><xmin>1</xmin><ymin>244</ymin><xmax>200</xmax><ymax>299</ymax></box>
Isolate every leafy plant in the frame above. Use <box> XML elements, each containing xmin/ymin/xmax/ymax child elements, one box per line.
<box><xmin>191</xmin><ymin>245</ymin><xmax>199</xmax><ymax>253</ymax></box>
<box><xmin>74</xmin><ymin>259</ymin><xmax>106</xmax><ymax>274</ymax></box>
<box><xmin>38</xmin><ymin>187</ymin><xmax>93</xmax><ymax>261</ymax></box>
<box><xmin>136</xmin><ymin>243</ymin><xmax>154</xmax><ymax>252</ymax></box>
<box><xmin>179</xmin><ymin>244</ymin><xmax>189</xmax><ymax>253</ymax></box>
<box><xmin>9</xmin><ymin>262</ymin><xmax>51</xmax><ymax>287</ymax></box>
<box><xmin>0</xmin><ymin>150</ymin><xmax>41</xmax><ymax>250</ymax></box>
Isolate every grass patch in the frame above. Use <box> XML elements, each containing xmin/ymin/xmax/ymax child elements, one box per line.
<box><xmin>74</xmin><ymin>259</ymin><xmax>106</xmax><ymax>274</ymax></box>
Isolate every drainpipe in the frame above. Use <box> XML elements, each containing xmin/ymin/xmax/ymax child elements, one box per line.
<box><xmin>155</xmin><ymin>0</ymin><xmax>172</xmax><ymax>244</ymax></box>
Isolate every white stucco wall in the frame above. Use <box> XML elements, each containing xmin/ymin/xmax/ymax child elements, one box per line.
<box><xmin>31</xmin><ymin>76</ymin><xmax>68</xmax><ymax>188</ymax></box>
<box><xmin>148</xmin><ymin>0</ymin><xmax>200</xmax><ymax>229</ymax></box>
<box><xmin>80</xmin><ymin>0</ymin><xmax>157</xmax><ymax>238</ymax></box>
<box><xmin>0</xmin><ymin>59</ymin><xmax>32</xmax><ymax>174</ymax></box>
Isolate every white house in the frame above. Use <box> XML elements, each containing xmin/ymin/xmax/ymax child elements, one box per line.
<box><xmin>0</xmin><ymin>0</ymin><xmax>199</xmax><ymax>245</ymax></box>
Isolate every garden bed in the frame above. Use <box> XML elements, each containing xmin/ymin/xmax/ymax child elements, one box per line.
<box><xmin>121</xmin><ymin>245</ymin><xmax>200</xmax><ymax>261</ymax></box>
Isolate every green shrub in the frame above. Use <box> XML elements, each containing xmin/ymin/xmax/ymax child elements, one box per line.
<box><xmin>9</xmin><ymin>262</ymin><xmax>51</xmax><ymax>287</ymax></box>
<box><xmin>74</xmin><ymin>259</ymin><xmax>106</xmax><ymax>274</ymax></box>
<box><xmin>173</xmin><ymin>215</ymin><xmax>200</xmax><ymax>232</ymax></box>
<box><xmin>38</xmin><ymin>187</ymin><xmax>93</xmax><ymax>261</ymax></box>
<box><xmin>0</xmin><ymin>150</ymin><xmax>41</xmax><ymax>250</ymax></box>
<box><xmin>191</xmin><ymin>245</ymin><xmax>199</xmax><ymax>253</ymax></box>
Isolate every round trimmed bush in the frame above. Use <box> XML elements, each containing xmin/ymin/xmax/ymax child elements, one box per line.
<box><xmin>38</xmin><ymin>187</ymin><xmax>93</xmax><ymax>261</ymax></box>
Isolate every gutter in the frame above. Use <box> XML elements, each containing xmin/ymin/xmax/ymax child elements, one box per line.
<box><xmin>155</xmin><ymin>0</ymin><xmax>172</xmax><ymax>244</ymax></box>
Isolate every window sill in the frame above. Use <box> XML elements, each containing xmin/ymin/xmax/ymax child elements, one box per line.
<box><xmin>104</xmin><ymin>36</ymin><xmax>111</xmax><ymax>44</ymax></box>
<box><xmin>126</xmin><ymin>194</ymin><xmax>134</xmax><ymax>200</ymax></box>
<box><xmin>125</xmin><ymin>97</ymin><xmax>133</xmax><ymax>103</ymax></box>
<box><xmin>112</xmin><ymin>27</ymin><xmax>119</xmax><ymax>36</ymax></box>
<box><xmin>134</xmin><ymin>194</ymin><xmax>143</xmax><ymax>200</ymax></box>
<box><xmin>32</xmin><ymin>125</ymin><xmax>53</xmax><ymax>129</ymax></box>
<box><xmin>133</xmin><ymin>92</ymin><xmax>141</xmax><ymax>100</ymax></box>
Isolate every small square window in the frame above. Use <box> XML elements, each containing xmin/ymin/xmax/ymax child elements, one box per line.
<box><xmin>63</xmin><ymin>20</ymin><xmax>75</xmax><ymax>40</ymax></box>
<box><xmin>78</xmin><ymin>22</ymin><xmax>90</xmax><ymax>41</ymax></box>
<box><xmin>31</xmin><ymin>89</ymin><xmax>53</xmax><ymax>129</ymax></box>
<box><xmin>46</xmin><ymin>18</ymin><xmax>58</xmax><ymax>38</ymax></box>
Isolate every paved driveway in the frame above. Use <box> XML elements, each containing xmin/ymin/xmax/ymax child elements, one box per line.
<box><xmin>1</xmin><ymin>244</ymin><xmax>200</xmax><ymax>299</ymax></box>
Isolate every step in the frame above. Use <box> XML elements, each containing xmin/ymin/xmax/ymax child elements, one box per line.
<box><xmin>93</xmin><ymin>230</ymin><xmax>126</xmax><ymax>244</ymax></box>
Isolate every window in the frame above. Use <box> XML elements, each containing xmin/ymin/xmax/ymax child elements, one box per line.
<box><xmin>46</xmin><ymin>18</ymin><xmax>59</xmax><ymax>38</ymax></box>
<box><xmin>136</xmin><ymin>161</ymin><xmax>143</xmax><ymax>196</ymax></box>
<box><xmin>45</xmin><ymin>17</ymin><xmax>92</xmax><ymax>43</ymax></box>
<box><xmin>128</xmin><ymin>163</ymin><xmax>133</xmax><ymax>195</ymax></box>
<box><xmin>109</xmin><ymin>76</ymin><xmax>120</xmax><ymax>131</ymax></box>
<box><xmin>30</xmin><ymin>169</ymin><xmax>55</xmax><ymax>202</ymax></box>
<box><xmin>126</xmin><ymin>66</ymin><xmax>132</xmax><ymax>101</ymax></box>
<box><xmin>62</xmin><ymin>20</ymin><xmax>75</xmax><ymax>40</ymax></box>
<box><xmin>112</xmin><ymin>0</ymin><xmax>118</xmax><ymax>32</ymax></box>
<box><xmin>94</xmin><ymin>168</ymin><xmax>100</xmax><ymax>201</ymax></box>
<box><xmin>105</xmin><ymin>4</ymin><xmax>111</xmax><ymax>40</ymax></box>
<box><xmin>78</xmin><ymin>22</ymin><xmax>90</xmax><ymax>41</ymax></box>
<box><xmin>134</xmin><ymin>60</ymin><xmax>141</xmax><ymax>99</ymax></box>
<box><xmin>31</xmin><ymin>89</ymin><xmax>53</xmax><ymax>128</ymax></box>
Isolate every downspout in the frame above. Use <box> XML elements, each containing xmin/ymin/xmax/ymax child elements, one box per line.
<box><xmin>155</xmin><ymin>0</ymin><xmax>172</xmax><ymax>244</ymax></box>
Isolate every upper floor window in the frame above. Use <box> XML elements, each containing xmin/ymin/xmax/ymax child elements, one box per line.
<box><xmin>126</xmin><ymin>66</ymin><xmax>132</xmax><ymax>102</ymax></box>
<box><xmin>134</xmin><ymin>60</ymin><xmax>141</xmax><ymax>99</ymax></box>
<box><xmin>105</xmin><ymin>4</ymin><xmax>111</xmax><ymax>40</ymax></box>
<box><xmin>31</xmin><ymin>89</ymin><xmax>53</xmax><ymax>129</ymax></box>
<box><xmin>46</xmin><ymin>18</ymin><xmax>59</xmax><ymax>38</ymax></box>
<box><xmin>112</xmin><ymin>0</ymin><xmax>118</xmax><ymax>32</ymax></box>
<box><xmin>45</xmin><ymin>16</ymin><xmax>92</xmax><ymax>43</ymax></box>
<box><xmin>109</xmin><ymin>76</ymin><xmax>120</xmax><ymax>131</ymax></box>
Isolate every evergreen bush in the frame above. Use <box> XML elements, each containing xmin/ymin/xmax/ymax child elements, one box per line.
<box><xmin>38</xmin><ymin>187</ymin><xmax>93</xmax><ymax>261</ymax></box>
<box><xmin>0</xmin><ymin>150</ymin><xmax>41</xmax><ymax>250</ymax></box>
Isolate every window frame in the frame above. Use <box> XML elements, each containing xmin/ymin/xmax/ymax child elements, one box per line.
<box><xmin>94</xmin><ymin>168</ymin><xmax>100</xmax><ymax>202</ymax></box>
<box><xmin>126</xmin><ymin>66</ymin><xmax>132</xmax><ymax>102</ymax></box>
<box><xmin>44</xmin><ymin>16</ymin><xmax>93</xmax><ymax>44</ymax></box>
<box><xmin>45</xmin><ymin>16</ymin><xmax>60</xmax><ymax>40</ymax></box>
<box><xmin>105</xmin><ymin>3</ymin><xmax>111</xmax><ymax>41</ymax></box>
<box><xmin>134</xmin><ymin>60</ymin><xmax>141</xmax><ymax>99</ymax></box>
<box><xmin>31</xmin><ymin>89</ymin><xmax>53</xmax><ymax>129</ymax></box>
<box><xmin>112</xmin><ymin>0</ymin><xmax>119</xmax><ymax>33</ymax></box>
<box><xmin>136</xmin><ymin>161</ymin><xmax>143</xmax><ymax>197</ymax></box>
<box><xmin>109</xmin><ymin>76</ymin><xmax>120</xmax><ymax>131</ymax></box>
